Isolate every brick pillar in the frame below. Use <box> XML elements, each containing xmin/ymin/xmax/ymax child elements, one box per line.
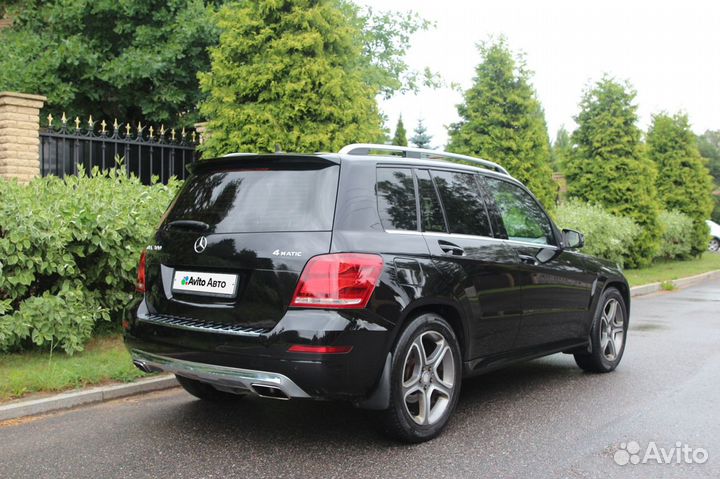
<box><xmin>0</xmin><ymin>92</ymin><xmax>46</xmax><ymax>182</ymax></box>
<box><xmin>194</xmin><ymin>121</ymin><xmax>209</xmax><ymax>145</ymax></box>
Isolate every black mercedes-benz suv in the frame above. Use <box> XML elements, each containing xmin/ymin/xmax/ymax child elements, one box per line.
<box><xmin>125</xmin><ymin>143</ymin><xmax>630</xmax><ymax>442</ymax></box>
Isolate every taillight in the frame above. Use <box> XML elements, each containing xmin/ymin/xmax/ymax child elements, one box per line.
<box><xmin>136</xmin><ymin>250</ymin><xmax>147</xmax><ymax>293</ymax></box>
<box><xmin>290</xmin><ymin>253</ymin><xmax>384</xmax><ymax>309</ymax></box>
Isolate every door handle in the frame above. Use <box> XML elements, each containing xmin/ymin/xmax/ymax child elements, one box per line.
<box><xmin>518</xmin><ymin>254</ymin><xmax>538</xmax><ymax>266</ymax></box>
<box><xmin>438</xmin><ymin>240</ymin><xmax>465</xmax><ymax>256</ymax></box>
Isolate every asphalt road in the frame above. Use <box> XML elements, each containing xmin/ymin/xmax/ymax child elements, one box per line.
<box><xmin>2</xmin><ymin>279</ymin><xmax>719</xmax><ymax>479</ymax></box>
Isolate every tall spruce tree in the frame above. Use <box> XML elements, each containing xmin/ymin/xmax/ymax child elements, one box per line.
<box><xmin>567</xmin><ymin>76</ymin><xmax>660</xmax><ymax>268</ymax></box>
<box><xmin>647</xmin><ymin>113</ymin><xmax>714</xmax><ymax>256</ymax></box>
<box><xmin>392</xmin><ymin>115</ymin><xmax>408</xmax><ymax>146</ymax></box>
<box><xmin>447</xmin><ymin>38</ymin><xmax>557</xmax><ymax>207</ymax></box>
<box><xmin>410</xmin><ymin>118</ymin><xmax>432</xmax><ymax>148</ymax></box>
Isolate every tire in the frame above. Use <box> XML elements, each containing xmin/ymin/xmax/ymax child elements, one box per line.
<box><xmin>379</xmin><ymin>313</ymin><xmax>462</xmax><ymax>443</ymax></box>
<box><xmin>709</xmin><ymin>238</ymin><xmax>720</xmax><ymax>253</ymax></box>
<box><xmin>574</xmin><ymin>288</ymin><xmax>628</xmax><ymax>373</ymax></box>
<box><xmin>175</xmin><ymin>375</ymin><xmax>246</xmax><ymax>402</ymax></box>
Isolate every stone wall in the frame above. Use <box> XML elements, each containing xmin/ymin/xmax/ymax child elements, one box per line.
<box><xmin>0</xmin><ymin>92</ymin><xmax>46</xmax><ymax>182</ymax></box>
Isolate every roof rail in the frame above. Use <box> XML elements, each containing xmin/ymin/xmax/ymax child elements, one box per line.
<box><xmin>338</xmin><ymin>143</ymin><xmax>510</xmax><ymax>176</ymax></box>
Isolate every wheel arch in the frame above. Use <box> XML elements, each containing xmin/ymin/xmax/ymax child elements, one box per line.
<box><xmin>397</xmin><ymin>300</ymin><xmax>469</xmax><ymax>361</ymax></box>
<box><xmin>604</xmin><ymin>280</ymin><xmax>631</xmax><ymax>317</ymax></box>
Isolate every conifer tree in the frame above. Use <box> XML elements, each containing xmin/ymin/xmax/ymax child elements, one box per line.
<box><xmin>567</xmin><ymin>76</ymin><xmax>660</xmax><ymax>267</ymax></box>
<box><xmin>391</xmin><ymin>115</ymin><xmax>408</xmax><ymax>146</ymax></box>
<box><xmin>447</xmin><ymin>38</ymin><xmax>557</xmax><ymax>207</ymax></box>
<box><xmin>647</xmin><ymin>113</ymin><xmax>714</xmax><ymax>256</ymax></box>
<box><xmin>410</xmin><ymin>118</ymin><xmax>432</xmax><ymax>149</ymax></box>
<box><xmin>199</xmin><ymin>0</ymin><xmax>431</xmax><ymax>156</ymax></box>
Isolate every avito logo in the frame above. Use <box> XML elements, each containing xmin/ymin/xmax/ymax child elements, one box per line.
<box><xmin>180</xmin><ymin>276</ymin><xmax>227</xmax><ymax>289</ymax></box>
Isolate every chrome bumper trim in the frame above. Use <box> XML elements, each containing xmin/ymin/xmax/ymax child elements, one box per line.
<box><xmin>130</xmin><ymin>349</ymin><xmax>310</xmax><ymax>399</ymax></box>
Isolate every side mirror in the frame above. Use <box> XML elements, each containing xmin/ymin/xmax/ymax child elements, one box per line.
<box><xmin>562</xmin><ymin>228</ymin><xmax>584</xmax><ymax>249</ymax></box>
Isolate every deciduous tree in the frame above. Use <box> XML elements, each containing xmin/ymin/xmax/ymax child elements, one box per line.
<box><xmin>0</xmin><ymin>0</ymin><xmax>219</xmax><ymax>126</ymax></box>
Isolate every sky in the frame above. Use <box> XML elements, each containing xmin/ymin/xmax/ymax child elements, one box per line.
<box><xmin>358</xmin><ymin>0</ymin><xmax>720</xmax><ymax>148</ymax></box>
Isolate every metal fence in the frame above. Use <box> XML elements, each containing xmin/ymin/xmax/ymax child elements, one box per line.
<box><xmin>40</xmin><ymin>114</ymin><xmax>200</xmax><ymax>184</ymax></box>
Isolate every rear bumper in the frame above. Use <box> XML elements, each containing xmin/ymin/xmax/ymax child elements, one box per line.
<box><xmin>130</xmin><ymin>349</ymin><xmax>310</xmax><ymax>399</ymax></box>
<box><xmin>125</xmin><ymin>299</ymin><xmax>395</xmax><ymax>401</ymax></box>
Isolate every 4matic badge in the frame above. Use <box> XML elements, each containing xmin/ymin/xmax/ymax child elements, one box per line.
<box><xmin>272</xmin><ymin>249</ymin><xmax>302</xmax><ymax>257</ymax></box>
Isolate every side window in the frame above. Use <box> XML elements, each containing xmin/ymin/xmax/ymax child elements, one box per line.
<box><xmin>416</xmin><ymin>169</ymin><xmax>446</xmax><ymax>232</ymax></box>
<box><xmin>430</xmin><ymin>170</ymin><xmax>492</xmax><ymax>237</ymax></box>
<box><xmin>483</xmin><ymin>177</ymin><xmax>555</xmax><ymax>245</ymax></box>
<box><xmin>376</xmin><ymin>167</ymin><xmax>418</xmax><ymax>231</ymax></box>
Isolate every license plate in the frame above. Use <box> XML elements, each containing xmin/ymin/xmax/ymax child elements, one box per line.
<box><xmin>172</xmin><ymin>271</ymin><xmax>238</xmax><ymax>298</ymax></box>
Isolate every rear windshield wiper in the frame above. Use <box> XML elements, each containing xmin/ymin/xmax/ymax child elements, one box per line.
<box><xmin>166</xmin><ymin>220</ymin><xmax>210</xmax><ymax>231</ymax></box>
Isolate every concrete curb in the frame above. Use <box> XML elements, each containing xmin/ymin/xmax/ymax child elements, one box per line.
<box><xmin>0</xmin><ymin>375</ymin><xmax>178</xmax><ymax>422</ymax></box>
<box><xmin>1</xmin><ymin>269</ymin><xmax>718</xmax><ymax>423</ymax></box>
<box><xmin>629</xmin><ymin>269</ymin><xmax>720</xmax><ymax>297</ymax></box>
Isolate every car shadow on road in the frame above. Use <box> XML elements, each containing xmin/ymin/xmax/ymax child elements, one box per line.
<box><xmin>151</xmin><ymin>354</ymin><xmax>592</xmax><ymax>448</ymax></box>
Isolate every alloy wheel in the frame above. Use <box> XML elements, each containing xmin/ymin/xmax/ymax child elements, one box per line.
<box><xmin>401</xmin><ymin>330</ymin><xmax>456</xmax><ymax>426</ymax></box>
<box><xmin>599</xmin><ymin>298</ymin><xmax>625</xmax><ymax>361</ymax></box>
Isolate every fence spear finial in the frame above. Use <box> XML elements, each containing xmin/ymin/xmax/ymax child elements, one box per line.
<box><xmin>88</xmin><ymin>115</ymin><xmax>94</xmax><ymax>128</ymax></box>
<box><xmin>100</xmin><ymin>119</ymin><xmax>107</xmax><ymax>134</ymax></box>
<box><xmin>47</xmin><ymin>113</ymin><xmax>54</xmax><ymax>127</ymax></box>
<box><xmin>74</xmin><ymin>116</ymin><xmax>81</xmax><ymax>130</ymax></box>
<box><xmin>171</xmin><ymin>128</ymin><xmax>176</xmax><ymax>141</ymax></box>
<box><xmin>160</xmin><ymin>124</ymin><xmax>165</xmax><ymax>138</ymax></box>
<box><xmin>125</xmin><ymin>123</ymin><xmax>131</xmax><ymax>136</ymax></box>
<box><xmin>113</xmin><ymin>118</ymin><xmax>119</xmax><ymax>131</ymax></box>
<box><xmin>149</xmin><ymin>125</ymin><xmax>154</xmax><ymax>139</ymax></box>
<box><xmin>61</xmin><ymin>112</ymin><xmax>67</xmax><ymax>124</ymax></box>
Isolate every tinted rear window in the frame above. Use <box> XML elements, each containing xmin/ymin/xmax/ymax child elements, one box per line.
<box><xmin>431</xmin><ymin>170</ymin><xmax>492</xmax><ymax>237</ymax></box>
<box><xmin>165</xmin><ymin>166</ymin><xmax>339</xmax><ymax>233</ymax></box>
<box><xmin>376</xmin><ymin>167</ymin><xmax>418</xmax><ymax>231</ymax></box>
<box><xmin>416</xmin><ymin>169</ymin><xmax>446</xmax><ymax>233</ymax></box>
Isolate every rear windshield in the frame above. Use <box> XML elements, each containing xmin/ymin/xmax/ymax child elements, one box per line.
<box><xmin>165</xmin><ymin>166</ymin><xmax>339</xmax><ymax>233</ymax></box>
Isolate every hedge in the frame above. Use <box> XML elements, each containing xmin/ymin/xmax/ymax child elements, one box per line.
<box><xmin>0</xmin><ymin>168</ymin><xmax>179</xmax><ymax>354</ymax></box>
<box><xmin>656</xmin><ymin>210</ymin><xmax>694</xmax><ymax>260</ymax></box>
<box><xmin>554</xmin><ymin>199</ymin><xmax>640</xmax><ymax>268</ymax></box>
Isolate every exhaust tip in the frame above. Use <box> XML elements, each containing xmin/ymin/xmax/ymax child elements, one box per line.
<box><xmin>133</xmin><ymin>360</ymin><xmax>153</xmax><ymax>373</ymax></box>
<box><xmin>251</xmin><ymin>384</ymin><xmax>290</xmax><ymax>400</ymax></box>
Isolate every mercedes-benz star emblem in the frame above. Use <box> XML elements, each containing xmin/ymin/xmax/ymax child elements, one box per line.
<box><xmin>194</xmin><ymin>236</ymin><xmax>208</xmax><ymax>253</ymax></box>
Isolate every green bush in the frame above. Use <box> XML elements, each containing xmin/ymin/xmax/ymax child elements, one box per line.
<box><xmin>0</xmin><ymin>168</ymin><xmax>180</xmax><ymax>354</ymax></box>
<box><xmin>656</xmin><ymin>210</ymin><xmax>694</xmax><ymax>260</ymax></box>
<box><xmin>554</xmin><ymin>200</ymin><xmax>640</xmax><ymax>268</ymax></box>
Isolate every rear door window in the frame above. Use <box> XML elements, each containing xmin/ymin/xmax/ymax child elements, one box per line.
<box><xmin>165</xmin><ymin>166</ymin><xmax>339</xmax><ymax>233</ymax></box>
<box><xmin>416</xmin><ymin>169</ymin><xmax>447</xmax><ymax>232</ymax></box>
<box><xmin>430</xmin><ymin>170</ymin><xmax>492</xmax><ymax>237</ymax></box>
<box><xmin>376</xmin><ymin>167</ymin><xmax>418</xmax><ymax>231</ymax></box>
